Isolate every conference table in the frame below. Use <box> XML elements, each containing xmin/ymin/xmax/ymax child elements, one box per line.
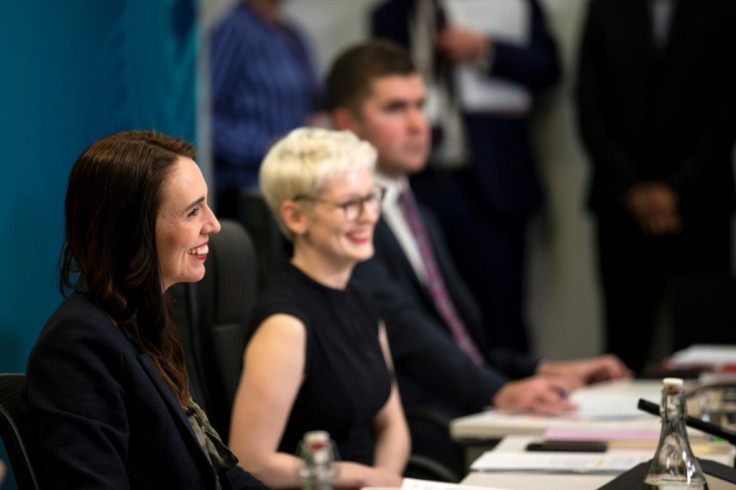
<box><xmin>448</xmin><ymin>379</ymin><xmax>736</xmax><ymax>489</ymax></box>
<box><xmin>452</xmin><ymin>379</ymin><xmax>664</xmax><ymax>440</ymax></box>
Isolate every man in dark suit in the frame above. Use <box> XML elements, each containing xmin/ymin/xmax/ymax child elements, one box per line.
<box><xmin>371</xmin><ymin>0</ymin><xmax>560</xmax><ymax>353</ymax></box>
<box><xmin>326</xmin><ymin>40</ymin><xmax>629</xmax><ymax>473</ymax></box>
<box><xmin>576</xmin><ymin>0</ymin><xmax>736</xmax><ymax>373</ymax></box>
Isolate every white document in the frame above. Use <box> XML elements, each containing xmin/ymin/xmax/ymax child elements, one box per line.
<box><xmin>469</xmin><ymin>450</ymin><xmax>652</xmax><ymax>473</ymax></box>
<box><xmin>444</xmin><ymin>0</ymin><xmax>529</xmax><ymax>43</ymax></box>
<box><xmin>443</xmin><ymin>0</ymin><xmax>532</xmax><ymax>113</ymax></box>
<box><xmin>671</xmin><ymin>344</ymin><xmax>736</xmax><ymax>368</ymax></box>
<box><xmin>570</xmin><ymin>391</ymin><xmax>659</xmax><ymax>419</ymax></box>
<box><xmin>401</xmin><ymin>477</ymin><xmax>512</xmax><ymax>490</ymax></box>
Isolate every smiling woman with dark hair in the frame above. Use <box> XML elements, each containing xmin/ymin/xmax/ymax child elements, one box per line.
<box><xmin>23</xmin><ymin>130</ymin><xmax>268</xmax><ymax>490</ymax></box>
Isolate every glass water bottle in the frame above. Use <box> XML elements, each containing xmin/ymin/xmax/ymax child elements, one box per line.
<box><xmin>643</xmin><ymin>377</ymin><xmax>708</xmax><ymax>489</ymax></box>
<box><xmin>298</xmin><ymin>430</ymin><xmax>337</xmax><ymax>490</ymax></box>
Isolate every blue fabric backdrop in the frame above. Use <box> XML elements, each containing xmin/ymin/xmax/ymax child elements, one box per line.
<box><xmin>0</xmin><ymin>1</ymin><xmax>198</xmax><ymax>487</ymax></box>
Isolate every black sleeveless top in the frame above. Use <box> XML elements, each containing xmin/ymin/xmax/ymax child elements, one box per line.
<box><xmin>245</xmin><ymin>264</ymin><xmax>391</xmax><ymax>464</ymax></box>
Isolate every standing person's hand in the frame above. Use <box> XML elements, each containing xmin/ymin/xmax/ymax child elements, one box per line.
<box><xmin>436</xmin><ymin>26</ymin><xmax>490</xmax><ymax>64</ymax></box>
<box><xmin>626</xmin><ymin>182</ymin><xmax>682</xmax><ymax>236</ymax></box>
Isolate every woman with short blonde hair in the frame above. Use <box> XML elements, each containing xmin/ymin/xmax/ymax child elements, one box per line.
<box><xmin>230</xmin><ymin>127</ymin><xmax>409</xmax><ymax>488</ymax></box>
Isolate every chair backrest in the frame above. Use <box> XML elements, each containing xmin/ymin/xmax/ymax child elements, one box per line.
<box><xmin>171</xmin><ymin>219</ymin><xmax>259</xmax><ymax>440</ymax></box>
<box><xmin>236</xmin><ymin>189</ymin><xmax>290</xmax><ymax>289</ymax></box>
<box><xmin>201</xmin><ymin>219</ymin><xmax>259</xmax><ymax>402</ymax></box>
<box><xmin>0</xmin><ymin>373</ymin><xmax>39</xmax><ymax>490</ymax></box>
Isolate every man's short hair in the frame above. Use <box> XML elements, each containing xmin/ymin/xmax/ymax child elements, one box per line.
<box><xmin>326</xmin><ymin>39</ymin><xmax>417</xmax><ymax>113</ymax></box>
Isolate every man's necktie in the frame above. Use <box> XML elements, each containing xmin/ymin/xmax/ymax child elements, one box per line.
<box><xmin>398</xmin><ymin>189</ymin><xmax>486</xmax><ymax>366</ymax></box>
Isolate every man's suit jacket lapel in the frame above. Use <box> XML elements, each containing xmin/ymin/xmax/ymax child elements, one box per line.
<box><xmin>624</xmin><ymin>0</ymin><xmax>659</xmax><ymax>66</ymax></box>
<box><xmin>632</xmin><ymin>0</ymin><xmax>695</xmax><ymax>64</ymax></box>
<box><xmin>374</xmin><ymin>218</ymin><xmax>436</xmax><ymax>310</ymax></box>
<box><xmin>416</xmin><ymin>203</ymin><xmax>485</xmax><ymax>340</ymax></box>
<box><xmin>373</xmin><ymin>0</ymin><xmax>415</xmax><ymax>49</ymax></box>
<box><xmin>374</xmin><ymin>209</ymin><xmax>485</xmax><ymax>350</ymax></box>
<box><xmin>662</xmin><ymin>0</ymin><xmax>696</xmax><ymax>60</ymax></box>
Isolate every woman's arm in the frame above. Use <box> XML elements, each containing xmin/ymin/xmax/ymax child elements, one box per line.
<box><xmin>371</xmin><ymin>322</ymin><xmax>410</xmax><ymax>475</ymax></box>
<box><xmin>229</xmin><ymin>315</ymin><xmax>404</xmax><ymax>489</ymax></box>
<box><xmin>229</xmin><ymin>314</ymin><xmax>308</xmax><ymax>487</ymax></box>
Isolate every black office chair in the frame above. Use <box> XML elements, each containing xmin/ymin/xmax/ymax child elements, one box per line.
<box><xmin>404</xmin><ymin>406</ymin><xmax>462</xmax><ymax>482</ymax></box>
<box><xmin>0</xmin><ymin>373</ymin><xmax>39</xmax><ymax>490</ymax></box>
<box><xmin>236</xmin><ymin>189</ymin><xmax>290</xmax><ymax>289</ymax></box>
<box><xmin>171</xmin><ymin>219</ymin><xmax>259</xmax><ymax>441</ymax></box>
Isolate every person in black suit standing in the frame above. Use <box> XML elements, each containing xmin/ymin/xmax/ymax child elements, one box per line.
<box><xmin>371</xmin><ymin>0</ymin><xmax>560</xmax><ymax>353</ymax></box>
<box><xmin>326</xmin><ymin>39</ymin><xmax>630</xmax><ymax>474</ymax></box>
<box><xmin>23</xmin><ymin>131</ymin><xmax>267</xmax><ymax>490</ymax></box>
<box><xmin>576</xmin><ymin>0</ymin><xmax>736</xmax><ymax>373</ymax></box>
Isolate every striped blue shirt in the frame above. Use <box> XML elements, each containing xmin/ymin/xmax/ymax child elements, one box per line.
<box><xmin>210</xmin><ymin>3</ymin><xmax>321</xmax><ymax>190</ymax></box>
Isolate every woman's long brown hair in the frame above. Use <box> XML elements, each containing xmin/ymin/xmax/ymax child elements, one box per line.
<box><xmin>60</xmin><ymin>129</ymin><xmax>194</xmax><ymax>406</ymax></box>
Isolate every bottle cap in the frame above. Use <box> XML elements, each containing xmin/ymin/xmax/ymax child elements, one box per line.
<box><xmin>663</xmin><ymin>377</ymin><xmax>684</xmax><ymax>387</ymax></box>
<box><xmin>304</xmin><ymin>430</ymin><xmax>330</xmax><ymax>449</ymax></box>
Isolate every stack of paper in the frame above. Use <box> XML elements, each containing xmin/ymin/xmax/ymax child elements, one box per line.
<box><xmin>469</xmin><ymin>451</ymin><xmax>652</xmax><ymax>474</ymax></box>
<box><xmin>671</xmin><ymin>345</ymin><xmax>736</xmax><ymax>369</ymax></box>
<box><xmin>569</xmin><ymin>390</ymin><xmax>658</xmax><ymax>419</ymax></box>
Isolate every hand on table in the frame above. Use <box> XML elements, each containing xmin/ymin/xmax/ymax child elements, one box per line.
<box><xmin>492</xmin><ymin>376</ymin><xmax>578</xmax><ymax>414</ymax></box>
<box><xmin>537</xmin><ymin>354</ymin><xmax>632</xmax><ymax>387</ymax></box>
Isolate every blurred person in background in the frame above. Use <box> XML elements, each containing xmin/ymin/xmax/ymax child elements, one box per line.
<box><xmin>576</xmin><ymin>0</ymin><xmax>736</xmax><ymax>373</ymax></box>
<box><xmin>210</xmin><ymin>0</ymin><xmax>323</xmax><ymax>218</ymax></box>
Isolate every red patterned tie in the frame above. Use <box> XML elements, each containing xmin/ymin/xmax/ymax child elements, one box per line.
<box><xmin>398</xmin><ymin>189</ymin><xmax>485</xmax><ymax>366</ymax></box>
